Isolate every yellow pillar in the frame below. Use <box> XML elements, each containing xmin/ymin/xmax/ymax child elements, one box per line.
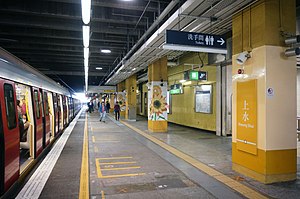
<box><xmin>125</xmin><ymin>74</ymin><xmax>137</xmax><ymax>120</ymax></box>
<box><xmin>232</xmin><ymin>0</ymin><xmax>296</xmax><ymax>183</ymax></box>
<box><xmin>117</xmin><ymin>81</ymin><xmax>126</xmax><ymax>118</ymax></box>
<box><xmin>148</xmin><ymin>57</ymin><xmax>168</xmax><ymax>132</ymax></box>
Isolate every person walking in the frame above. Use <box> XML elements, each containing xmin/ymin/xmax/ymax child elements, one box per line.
<box><xmin>114</xmin><ymin>101</ymin><xmax>120</xmax><ymax>121</ymax></box>
<box><xmin>106</xmin><ymin>101</ymin><xmax>111</xmax><ymax>113</ymax></box>
<box><xmin>99</xmin><ymin>101</ymin><xmax>107</xmax><ymax>122</ymax></box>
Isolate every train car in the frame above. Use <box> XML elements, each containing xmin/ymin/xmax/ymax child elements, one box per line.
<box><xmin>0</xmin><ymin>48</ymin><xmax>81</xmax><ymax>197</ymax></box>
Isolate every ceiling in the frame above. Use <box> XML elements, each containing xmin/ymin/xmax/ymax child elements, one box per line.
<box><xmin>0</xmin><ymin>0</ymin><xmax>176</xmax><ymax>92</ymax></box>
<box><xmin>1</xmin><ymin>0</ymin><xmax>300</xmax><ymax>93</ymax></box>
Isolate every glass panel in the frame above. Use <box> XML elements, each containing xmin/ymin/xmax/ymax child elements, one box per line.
<box><xmin>4</xmin><ymin>84</ymin><xmax>17</xmax><ymax>129</ymax></box>
<box><xmin>34</xmin><ymin>90</ymin><xmax>40</xmax><ymax>119</ymax></box>
<box><xmin>40</xmin><ymin>92</ymin><xmax>44</xmax><ymax>117</ymax></box>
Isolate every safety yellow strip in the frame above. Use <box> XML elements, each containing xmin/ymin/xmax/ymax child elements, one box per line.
<box><xmin>99</xmin><ymin>161</ymin><xmax>136</xmax><ymax>165</ymax></box>
<box><xmin>98</xmin><ymin>156</ymin><xmax>132</xmax><ymax>160</ymax></box>
<box><xmin>121</xmin><ymin>121</ymin><xmax>268</xmax><ymax>199</ymax></box>
<box><xmin>101</xmin><ymin>166</ymin><xmax>141</xmax><ymax>171</ymax></box>
<box><xmin>99</xmin><ymin>173</ymin><xmax>145</xmax><ymax>179</ymax></box>
<box><xmin>101</xmin><ymin>190</ymin><xmax>105</xmax><ymax>199</ymax></box>
<box><xmin>92</xmin><ymin>136</ymin><xmax>96</xmax><ymax>143</ymax></box>
<box><xmin>79</xmin><ymin>114</ymin><xmax>89</xmax><ymax>199</ymax></box>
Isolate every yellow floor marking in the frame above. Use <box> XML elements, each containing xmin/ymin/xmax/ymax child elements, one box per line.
<box><xmin>101</xmin><ymin>190</ymin><xmax>105</xmax><ymax>199</ymax></box>
<box><xmin>79</xmin><ymin>114</ymin><xmax>89</xmax><ymax>199</ymax></box>
<box><xmin>92</xmin><ymin>136</ymin><xmax>96</xmax><ymax>143</ymax></box>
<box><xmin>99</xmin><ymin>161</ymin><xmax>136</xmax><ymax>165</ymax></box>
<box><xmin>98</xmin><ymin>157</ymin><xmax>132</xmax><ymax>160</ymax></box>
<box><xmin>121</xmin><ymin>121</ymin><xmax>268</xmax><ymax>199</ymax></box>
<box><xmin>96</xmin><ymin>158</ymin><xmax>104</xmax><ymax>178</ymax></box>
<box><xmin>101</xmin><ymin>166</ymin><xmax>141</xmax><ymax>171</ymax></box>
<box><xmin>94</xmin><ymin>146</ymin><xmax>99</xmax><ymax>152</ymax></box>
<box><xmin>99</xmin><ymin>173</ymin><xmax>145</xmax><ymax>179</ymax></box>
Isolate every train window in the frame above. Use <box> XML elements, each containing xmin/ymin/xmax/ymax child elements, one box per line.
<box><xmin>44</xmin><ymin>92</ymin><xmax>49</xmax><ymax>116</ymax></box>
<box><xmin>40</xmin><ymin>92</ymin><xmax>44</xmax><ymax>117</ymax></box>
<box><xmin>34</xmin><ymin>91</ymin><xmax>40</xmax><ymax>119</ymax></box>
<box><xmin>4</xmin><ymin>84</ymin><xmax>17</xmax><ymax>129</ymax></box>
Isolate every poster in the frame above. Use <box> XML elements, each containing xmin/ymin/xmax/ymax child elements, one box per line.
<box><xmin>195</xmin><ymin>85</ymin><xmax>212</xmax><ymax>114</ymax></box>
<box><xmin>148</xmin><ymin>81</ymin><xmax>168</xmax><ymax>121</ymax></box>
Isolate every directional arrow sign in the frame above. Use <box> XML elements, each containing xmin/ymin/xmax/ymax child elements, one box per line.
<box><xmin>165</xmin><ymin>30</ymin><xmax>227</xmax><ymax>54</ymax></box>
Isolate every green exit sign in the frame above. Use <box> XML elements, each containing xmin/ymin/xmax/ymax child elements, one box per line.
<box><xmin>189</xmin><ymin>71</ymin><xmax>199</xmax><ymax>80</ymax></box>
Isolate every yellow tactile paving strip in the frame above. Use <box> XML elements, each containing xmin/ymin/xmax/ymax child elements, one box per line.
<box><xmin>79</xmin><ymin>114</ymin><xmax>89</xmax><ymax>199</ymax></box>
<box><xmin>122</xmin><ymin>121</ymin><xmax>269</xmax><ymax>199</ymax></box>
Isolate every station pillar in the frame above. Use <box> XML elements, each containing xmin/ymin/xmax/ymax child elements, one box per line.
<box><xmin>125</xmin><ymin>74</ymin><xmax>137</xmax><ymax>120</ymax></box>
<box><xmin>109</xmin><ymin>94</ymin><xmax>115</xmax><ymax>113</ymax></box>
<box><xmin>148</xmin><ymin>57</ymin><xmax>168</xmax><ymax>132</ymax></box>
<box><xmin>232</xmin><ymin>0</ymin><xmax>297</xmax><ymax>183</ymax></box>
<box><xmin>117</xmin><ymin>81</ymin><xmax>126</xmax><ymax>118</ymax></box>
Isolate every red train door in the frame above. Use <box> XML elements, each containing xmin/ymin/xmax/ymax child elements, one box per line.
<box><xmin>42</xmin><ymin>91</ymin><xmax>50</xmax><ymax>147</ymax></box>
<box><xmin>32</xmin><ymin>88</ymin><xmax>43</xmax><ymax>157</ymax></box>
<box><xmin>0</xmin><ymin>80</ymin><xmax>19</xmax><ymax>193</ymax></box>
<box><xmin>0</xmin><ymin>100</ymin><xmax>4</xmax><ymax>195</ymax></box>
<box><xmin>53</xmin><ymin>93</ymin><xmax>59</xmax><ymax>136</ymax></box>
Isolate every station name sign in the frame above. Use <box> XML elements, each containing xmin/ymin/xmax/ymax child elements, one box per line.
<box><xmin>164</xmin><ymin>30</ymin><xmax>227</xmax><ymax>54</ymax></box>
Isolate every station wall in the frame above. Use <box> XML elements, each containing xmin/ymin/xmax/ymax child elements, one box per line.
<box><xmin>167</xmin><ymin>53</ymin><xmax>217</xmax><ymax>132</ymax></box>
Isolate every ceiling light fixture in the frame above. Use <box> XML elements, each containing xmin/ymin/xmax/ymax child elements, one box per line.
<box><xmin>82</xmin><ymin>25</ymin><xmax>90</xmax><ymax>47</ymax></box>
<box><xmin>84</xmin><ymin>47</ymin><xmax>89</xmax><ymax>59</ymax></box>
<box><xmin>84</xmin><ymin>58</ymin><xmax>89</xmax><ymax>68</ymax></box>
<box><xmin>96</xmin><ymin>67</ymin><xmax>103</xmax><ymax>70</ymax></box>
<box><xmin>81</xmin><ymin>0</ymin><xmax>91</xmax><ymax>24</ymax></box>
<box><xmin>101</xmin><ymin>49</ymin><xmax>111</xmax><ymax>54</ymax></box>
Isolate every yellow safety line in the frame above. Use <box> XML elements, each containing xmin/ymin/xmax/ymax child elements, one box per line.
<box><xmin>96</xmin><ymin>158</ymin><xmax>103</xmax><ymax>178</ymax></box>
<box><xmin>92</xmin><ymin>136</ymin><xmax>96</xmax><ymax>143</ymax></box>
<box><xmin>99</xmin><ymin>173</ymin><xmax>145</xmax><ymax>179</ymax></box>
<box><xmin>101</xmin><ymin>190</ymin><xmax>105</xmax><ymax>199</ymax></box>
<box><xmin>101</xmin><ymin>166</ymin><xmax>141</xmax><ymax>171</ymax></box>
<box><xmin>98</xmin><ymin>157</ymin><xmax>133</xmax><ymax>160</ymax></box>
<box><xmin>121</xmin><ymin>121</ymin><xmax>268</xmax><ymax>199</ymax></box>
<box><xmin>79</xmin><ymin>114</ymin><xmax>89</xmax><ymax>199</ymax></box>
<box><xmin>99</xmin><ymin>161</ymin><xmax>136</xmax><ymax>165</ymax></box>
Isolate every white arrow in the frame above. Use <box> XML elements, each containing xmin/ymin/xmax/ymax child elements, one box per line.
<box><xmin>217</xmin><ymin>38</ymin><xmax>225</xmax><ymax>45</ymax></box>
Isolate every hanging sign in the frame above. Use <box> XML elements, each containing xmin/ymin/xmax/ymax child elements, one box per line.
<box><xmin>164</xmin><ymin>30</ymin><xmax>227</xmax><ymax>54</ymax></box>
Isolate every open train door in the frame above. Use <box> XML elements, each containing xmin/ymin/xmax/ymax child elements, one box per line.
<box><xmin>32</xmin><ymin>87</ymin><xmax>43</xmax><ymax>157</ymax></box>
<box><xmin>0</xmin><ymin>79</ymin><xmax>19</xmax><ymax>194</ymax></box>
<box><xmin>42</xmin><ymin>90</ymin><xmax>51</xmax><ymax>147</ymax></box>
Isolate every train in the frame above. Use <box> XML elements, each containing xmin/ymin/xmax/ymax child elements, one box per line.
<box><xmin>0</xmin><ymin>48</ymin><xmax>81</xmax><ymax>197</ymax></box>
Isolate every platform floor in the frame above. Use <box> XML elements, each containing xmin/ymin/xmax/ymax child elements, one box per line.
<box><xmin>16</xmin><ymin>111</ymin><xmax>300</xmax><ymax>199</ymax></box>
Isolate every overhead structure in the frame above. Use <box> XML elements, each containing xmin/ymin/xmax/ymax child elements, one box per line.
<box><xmin>105</xmin><ymin>0</ymin><xmax>256</xmax><ymax>85</ymax></box>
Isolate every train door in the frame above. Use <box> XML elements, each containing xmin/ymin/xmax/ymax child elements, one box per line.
<box><xmin>0</xmin><ymin>80</ymin><xmax>19</xmax><ymax>193</ymax></box>
<box><xmin>58</xmin><ymin>95</ymin><xmax>63</xmax><ymax>131</ymax></box>
<box><xmin>63</xmin><ymin>96</ymin><xmax>67</xmax><ymax>127</ymax></box>
<box><xmin>47</xmin><ymin>92</ymin><xmax>55</xmax><ymax>141</ymax></box>
<box><xmin>53</xmin><ymin>93</ymin><xmax>59</xmax><ymax>135</ymax></box>
<box><xmin>65</xmin><ymin>96</ymin><xmax>69</xmax><ymax>125</ymax></box>
<box><xmin>42</xmin><ymin>90</ymin><xmax>50</xmax><ymax>148</ymax></box>
<box><xmin>32</xmin><ymin>88</ymin><xmax>43</xmax><ymax>157</ymax></box>
<box><xmin>0</xmin><ymin>101</ymin><xmax>4</xmax><ymax>195</ymax></box>
<box><xmin>15</xmin><ymin>83</ymin><xmax>34</xmax><ymax>172</ymax></box>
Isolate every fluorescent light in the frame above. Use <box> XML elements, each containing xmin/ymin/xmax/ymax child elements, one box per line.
<box><xmin>163</xmin><ymin>44</ymin><xmax>227</xmax><ymax>54</ymax></box>
<box><xmin>179</xmin><ymin>79</ymin><xmax>186</xmax><ymax>83</ymax></box>
<box><xmin>82</xmin><ymin>26</ymin><xmax>90</xmax><ymax>47</ymax></box>
<box><xmin>101</xmin><ymin>49</ymin><xmax>111</xmax><ymax>53</ymax></box>
<box><xmin>84</xmin><ymin>58</ymin><xmax>88</xmax><ymax>67</ymax></box>
<box><xmin>81</xmin><ymin>0</ymin><xmax>91</xmax><ymax>24</ymax></box>
<box><xmin>84</xmin><ymin>47</ymin><xmax>89</xmax><ymax>59</ymax></box>
<box><xmin>132</xmin><ymin>68</ymin><xmax>136</xmax><ymax>71</ymax></box>
<box><xmin>96</xmin><ymin>67</ymin><xmax>103</xmax><ymax>70</ymax></box>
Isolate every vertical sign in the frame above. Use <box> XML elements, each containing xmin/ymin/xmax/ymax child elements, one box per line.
<box><xmin>236</xmin><ymin>80</ymin><xmax>257</xmax><ymax>155</ymax></box>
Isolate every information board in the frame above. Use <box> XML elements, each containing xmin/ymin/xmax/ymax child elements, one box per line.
<box><xmin>195</xmin><ymin>85</ymin><xmax>212</xmax><ymax>114</ymax></box>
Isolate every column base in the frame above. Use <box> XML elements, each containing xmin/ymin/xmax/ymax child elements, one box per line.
<box><xmin>232</xmin><ymin>163</ymin><xmax>296</xmax><ymax>184</ymax></box>
<box><xmin>148</xmin><ymin>120</ymin><xmax>167</xmax><ymax>133</ymax></box>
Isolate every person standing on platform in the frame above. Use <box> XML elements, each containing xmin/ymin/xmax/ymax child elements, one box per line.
<box><xmin>99</xmin><ymin>102</ymin><xmax>107</xmax><ymax>122</ymax></box>
<box><xmin>114</xmin><ymin>101</ymin><xmax>120</xmax><ymax>121</ymax></box>
<box><xmin>106</xmin><ymin>101</ymin><xmax>111</xmax><ymax>113</ymax></box>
